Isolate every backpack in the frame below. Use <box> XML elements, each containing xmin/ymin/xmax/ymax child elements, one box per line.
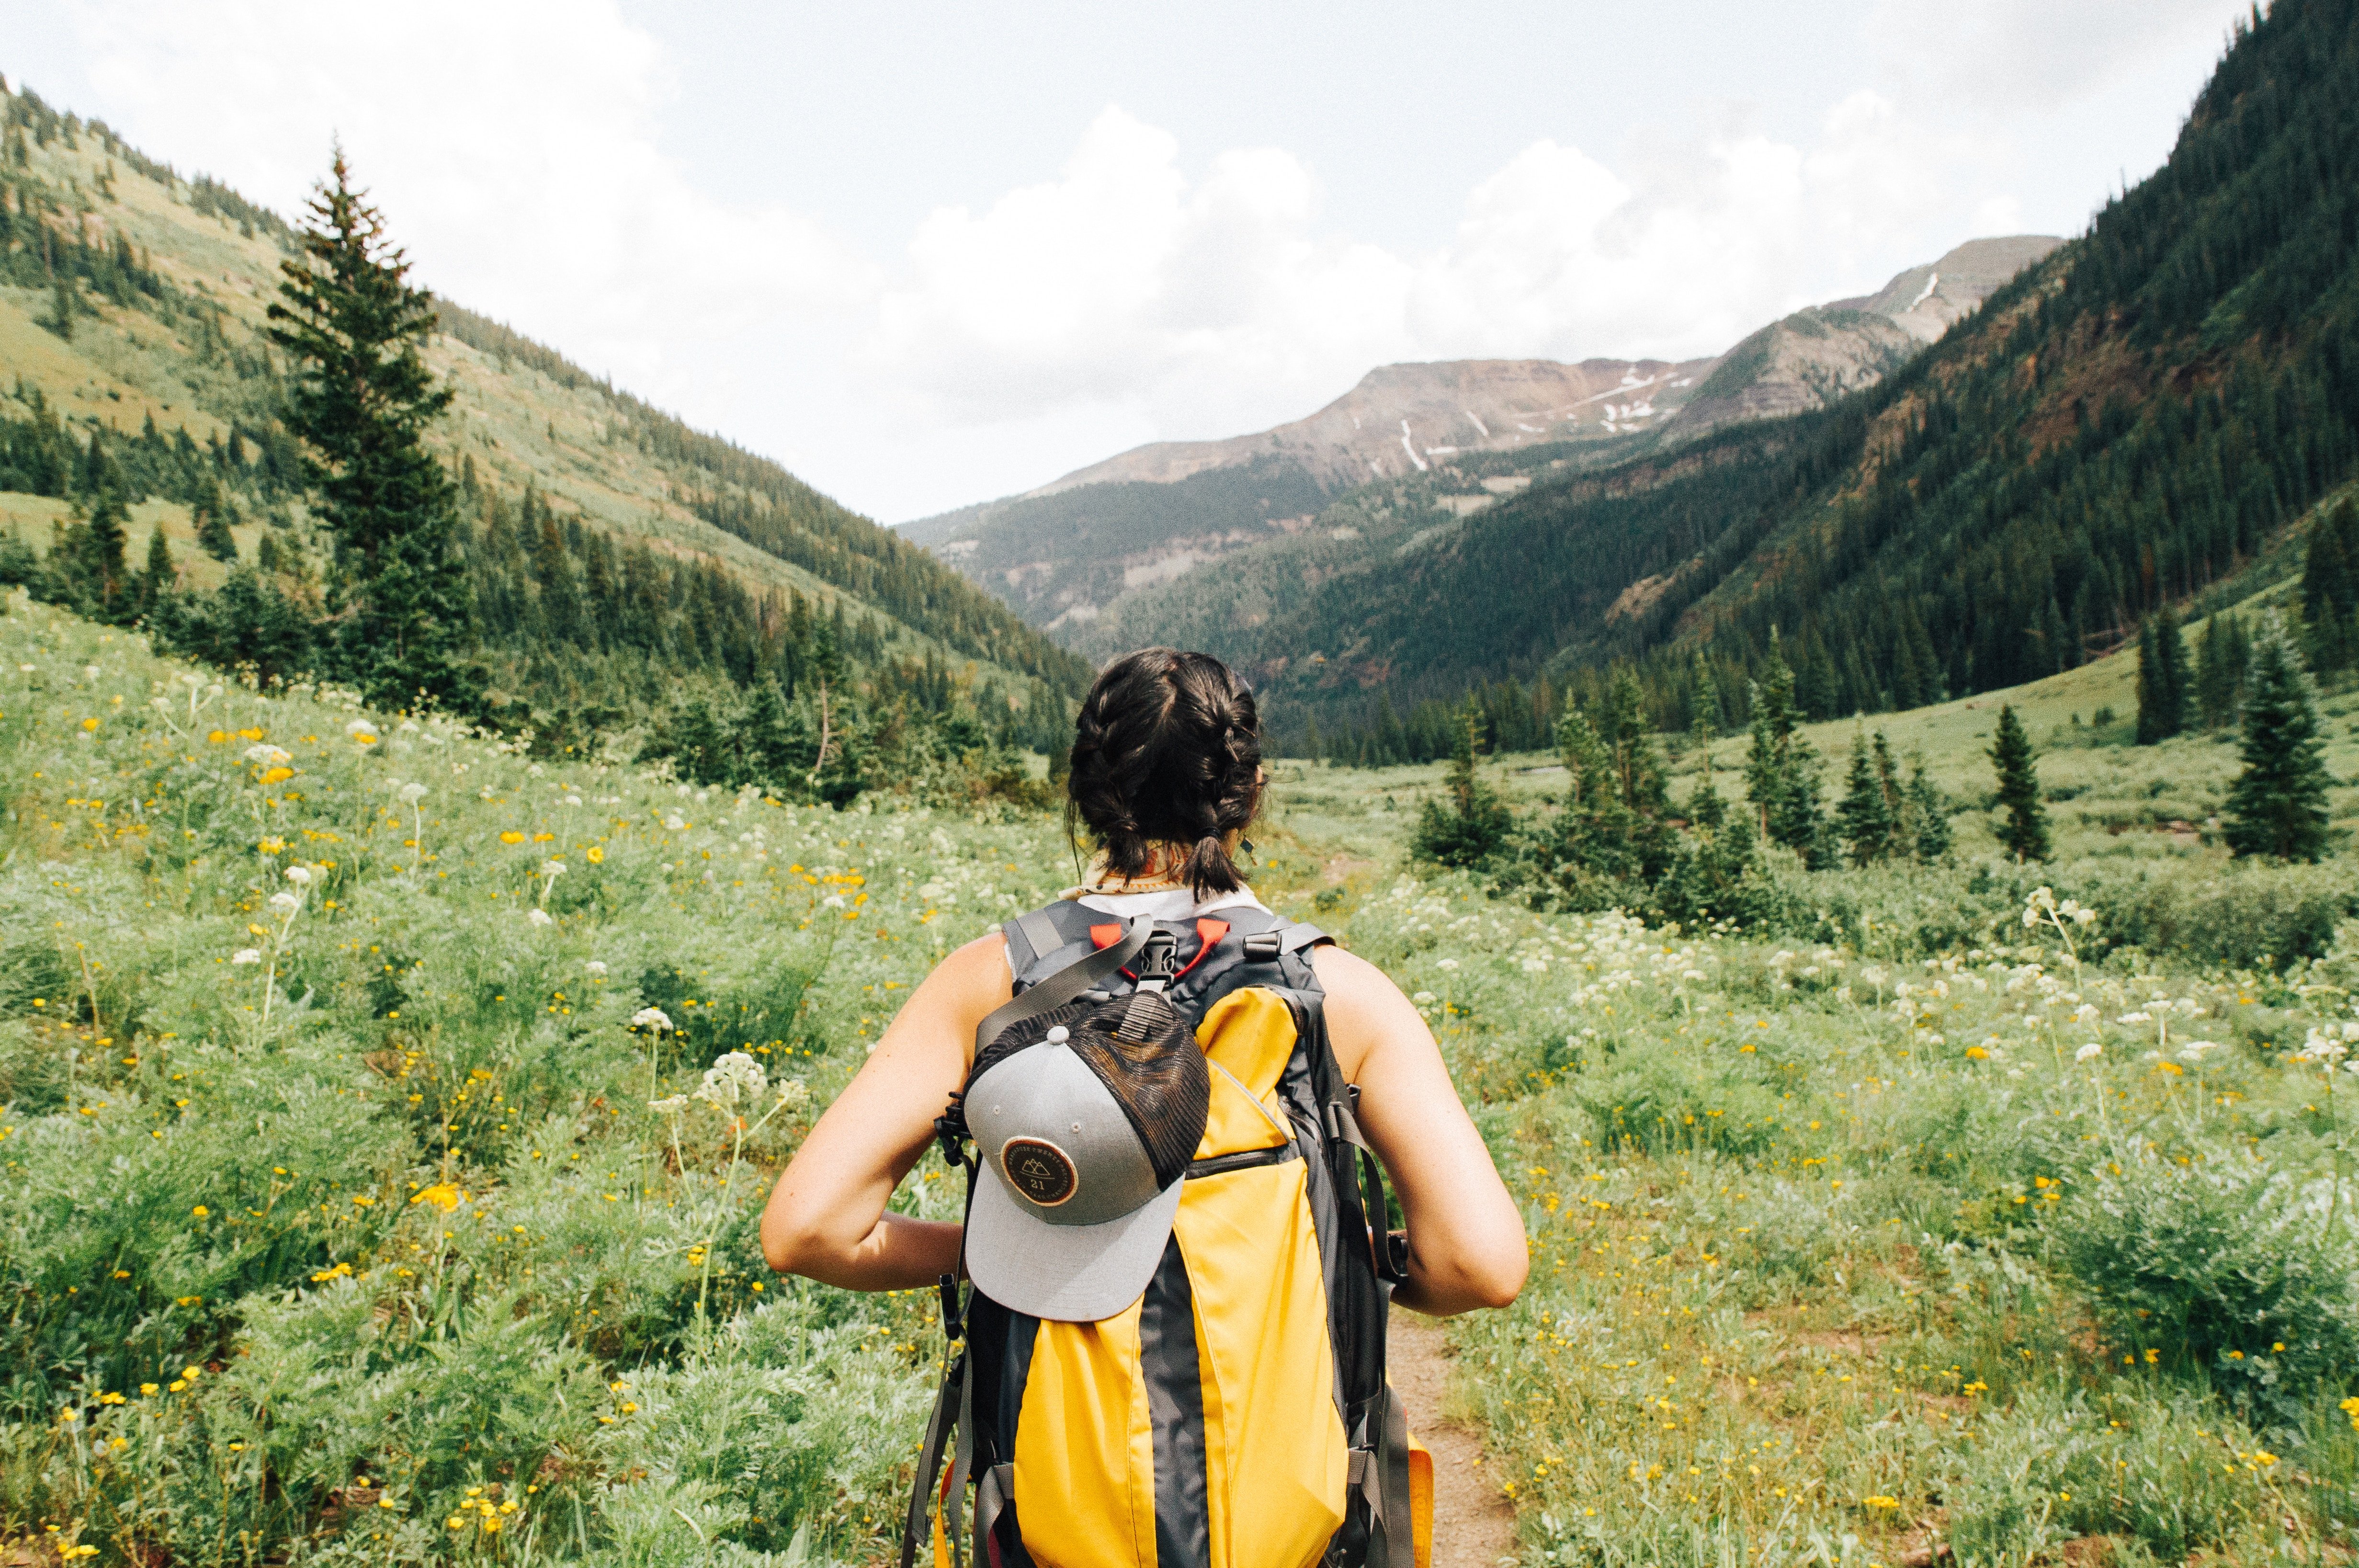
<box><xmin>903</xmin><ymin>898</ymin><xmax>1434</xmax><ymax>1568</ymax></box>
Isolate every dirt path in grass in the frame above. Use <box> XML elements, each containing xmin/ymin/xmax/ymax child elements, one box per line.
<box><xmin>1390</xmin><ymin>1314</ymin><xmax>1519</xmax><ymax>1566</ymax></box>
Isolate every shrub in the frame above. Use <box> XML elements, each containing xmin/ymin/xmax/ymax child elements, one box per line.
<box><xmin>2054</xmin><ymin>1150</ymin><xmax>2359</xmax><ymax>1426</ymax></box>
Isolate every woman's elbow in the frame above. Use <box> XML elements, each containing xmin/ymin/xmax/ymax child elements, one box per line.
<box><xmin>1457</xmin><ymin>1244</ymin><xmax>1528</xmax><ymax>1310</ymax></box>
<box><xmin>759</xmin><ymin>1203</ymin><xmax>823</xmax><ymax>1277</ymax></box>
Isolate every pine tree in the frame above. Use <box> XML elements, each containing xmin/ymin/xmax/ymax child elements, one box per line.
<box><xmin>139</xmin><ymin>525</ymin><xmax>172</xmax><ymax>613</ymax></box>
<box><xmin>265</xmin><ymin>149</ymin><xmax>476</xmax><ymax>711</ymax></box>
<box><xmin>1604</xmin><ymin>665</ymin><xmax>1667</xmax><ymax>812</ymax></box>
<box><xmin>1743</xmin><ymin>634</ymin><xmax>1824</xmax><ymax>860</ymax></box>
<box><xmin>1906</xmin><ymin>761</ymin><xmax>1952</xmax><ymax>862</ymax></box>
<box><xmin>1840</xmin><ymin>726</ymin><xmax>1896</xmax><ymax>863</ymax></box>
<box><xmin>70</xmin><ymin>490</ymin><xmax>135</xmax><ymax>624</ymax></box>
<box><xmin>1412</xmin><ymin>703</ymin><xmax>1511</xmax><ymax>867</ymax></box>
<box><xmin>2222</xmin><ymin>622</ymin><xmax>2334</xmax><ymax>862</ymax></box>
<box><xmin>1988</xmin><ymin>704</ymin><xmax>2050</xmax><ymax>862</ymax></box>
<box><xmin>1684</xmin><ymin>711</ymin><xmax>1727</xmax><ymax>829</ymax></box>
<box><xmin>193</xmin><ymin>481</ymin><xmax>238</xmax><ymax>562</ymax></box>
<box><xmin>1555</xmin><ymin>700</ymin><xmax>1617</xmax><ymax>812</ymax></box>
<box><xmin>2135</xmin><ymin>613</ymin><xmax>2190</xmax><ymax>744</ymax></box>
<box><xmin>45</xmin><ymin>273</ymin><xmax>72</xmax><ymax>340</ymax></box>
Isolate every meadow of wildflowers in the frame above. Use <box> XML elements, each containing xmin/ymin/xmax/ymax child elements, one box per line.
<box><xmin>3</xmin><ymin>591</ymin><xmax>2357</xmax><ymax>1566</ymax></box>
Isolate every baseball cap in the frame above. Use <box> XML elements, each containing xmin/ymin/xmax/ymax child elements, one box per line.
<box><xmin>963</xmin><ymin>988</ymin><xmax>1210</xmax><ymax>1321</ymax></box>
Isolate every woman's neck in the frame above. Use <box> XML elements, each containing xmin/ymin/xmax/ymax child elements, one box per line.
<box><xmin>1076</xmin><ymin>843</ymin><xmax>1196</xmax><ymax>894</ymax></box>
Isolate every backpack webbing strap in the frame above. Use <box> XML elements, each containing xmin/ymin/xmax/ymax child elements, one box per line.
<box><xmin>1239</xmin><ymin>919</ymin><xmax>1330</xmax><ymax>961</ymax></box>
<box><xmin>1001</xmin><ymin>907</ymin><xmax>1068</xmax><ymax>979</ymax></box>
<box><xmin>1372</xmin><ymin>1384</ymin><xmax>1416</xmax><ymax>1568</ymax></box>
<box><xmin>974</xmin><ymin>918</ymin><xmax>1151</xmax><ymax>1056</ymax></box>
<box><xmin>974</xmin><ymin>1464</ymin><xmax>1014</xmax><ymax>1559</ymax></box>
<box><xmin>943</xmin><ymin>1360</ymin><xmax>976</xmax><ymax>1563</ymax></box>
<box><xmin>1326</xmin><ymin>1092</ymin><xmax>1409</xmax><ymax>1286</ymax></box>
<box><xmin>900</xmin><ymin>1352</ymin><xmax>966</xmax><ymax>1568</ymax></box>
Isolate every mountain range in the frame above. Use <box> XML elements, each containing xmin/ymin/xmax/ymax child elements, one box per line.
<box><xmin>908</xmin><ymin>236</ymin><xmax>2059</xmax><ymax>641</ymax></box>
<box><xmin>918</xmin><ymin>0</ymin><xmax>2359</xmax><ymax>763</ymax></box>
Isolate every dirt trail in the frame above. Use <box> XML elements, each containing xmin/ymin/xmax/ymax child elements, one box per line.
<box><xmin>1389</xmin><ymin>1315</ymin><xmax>1519</xmax><ymax>1567</ymax></box>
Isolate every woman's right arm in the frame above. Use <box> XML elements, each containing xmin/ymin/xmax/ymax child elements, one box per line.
<box><xmin>759</xmin><ymin>934</ymin><xmax>1006</xmax><ymax>1291</ymax></box>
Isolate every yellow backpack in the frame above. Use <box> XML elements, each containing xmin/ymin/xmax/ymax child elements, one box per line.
<box><xmin>905</xmin><ymin>901</ymin><xmax>1432</xmax><ymax>1568</ymax></box>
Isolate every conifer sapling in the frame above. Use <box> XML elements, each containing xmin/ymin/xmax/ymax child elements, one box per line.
<box><xmin>1988</xmin><ymin>704</ymin><xmax>2050</xmax><ymax>862</ymax></box>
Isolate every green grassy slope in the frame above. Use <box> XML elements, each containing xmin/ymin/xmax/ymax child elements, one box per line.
<box><xmin>0</xmin><ymin>80</ymin><xmax>1089</xmax><ymax>707</ymax></box>
<box><xmin>7</xmin><ymin>588</ymin><xmax>2355</xmax><ymax>1565</ymax></box>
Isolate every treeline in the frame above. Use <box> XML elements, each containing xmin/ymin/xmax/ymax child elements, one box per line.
<box><xmin>1288</xmin><ymin>0</ymin><xmax>2359</xmax><ymax>756</ymax></box>
<box><xmin>424</xmin><ymin>296</ymin><xmax>1090</xmax><ymax>697</ymax></box>
<box><xmin>0</xmin><ymin>445</ymin><xmax>1072</xmax><ymax>796</ymax></box>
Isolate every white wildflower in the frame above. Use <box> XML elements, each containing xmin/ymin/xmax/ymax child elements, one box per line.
<box><xmin>344</xmin><ymin>719</ymin><xmax>376</xmax><ymax>738</ymax></box>
<box><xmin>663</xmin><ymin>815</ymin><xmax>687</xmax><ymax>832</ymax></box>
<box><xmin>774</xmin><ymin>1079</ymin><xmax>812</xmax><ymax>1111</ymax></box>
<box><xmin>1411</xmin><ymin>991</ymin><xmax>1437</xmax><ymax>1004</ymax></box>
<box><xmin>243</xmin><ymin>744</ymin><xmax>291</xmax><ymax>765</ymax></box>
<box><xmin>697</xmin><ymin>1051</ymin><xmax>767</xmax><ymax>1110</ymax></box>
<box><xmin>398</xmin><ymin>783</ymin><xmax>429</xmax><ymax>803</ymax></box>
<box><xmin>586</xmin><ymin>960</ymin><xmax>609</xmax><ymax>977</ymax></box>
<box><xmin>231</xmin><ymin>948</ymin><xmax>261</xmax><ymax>966</ymax></box>
<box><xmin>284</xmin><ymin>864</ymin><xmax>314</xmax><ymax>886</ymax></box>
<box><xmin>541</xmin><ymin>860</ymin><xmax>566</xmax><ymax>877</ymax></box>
<box><xmin>526</xmin><ymin>908</ymin><xmax>554</xmax><ymax>929</ymax></box>
<box><xmin>1437</xmin><ymin>958</ymin><xmax>1460</xmax><ymax>972</ymax></box>
<box><xmin>267</xmin><ymin>891</ymin><xmax>301</xmax><ymax>916</ymax></box>
<box><xmin>2075</xmin><ymin>1043</ymin><xmax>2103</xmax><ymax>1062</ymax></box>
<box><xmin>631</xmin><ymin>1007</ymin><xmax>675</xmax><ymax>1034</ymax></box>
<box><xmin>2179</xmin><ymin>1041</ymin><xmax>2224</xmax><ymax>1062</ymax></box>
<box><xmin>648</xmin><ymin>1095</ymin><xmax>689</xmax><ymax>1116</ymax></box>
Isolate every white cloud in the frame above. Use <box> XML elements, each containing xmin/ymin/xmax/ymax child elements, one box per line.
<box><xmin>865</xmin><ymin>90</ymin><xmax>2025</xmax><ymax>456</ymax></box>
<box><xmin>29</xmin><ymin>0</ymin><xmax>2248</xmax><ymax>519</ymax></box>
<box><xmin>61</xmin><ymin>0</ymin><xmax>872</xmax><ymax>404</ymax></box>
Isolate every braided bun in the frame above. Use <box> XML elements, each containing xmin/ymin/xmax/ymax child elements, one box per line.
<box><xmin>1067</xmin><ymin>648</ymin><xmax>1263</xmax><ymax>898</ymax></box>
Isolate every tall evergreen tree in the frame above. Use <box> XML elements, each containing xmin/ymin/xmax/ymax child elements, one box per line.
<box><xmin>1906</xmin><ymin>760</ymin><xmax>1952</xmax><ymax>862</ymax></box>
<box><xmin>1742</xmin><ymin>633</ymin><xmax>1824</xmax><ymax>860</ymax></box>
<box><xmin>139</xmin><ymin>525</ymin><xmax>172</xmax><ymax>614</ymax></box>
<box><xmin>1411</xmin><ymin>702</ymin><xmax>1511</xmax><ymax>868</ymax></box>
<box><xmin>1988</xmin><ymin>704</ymin><xmax>2050</xmax><ymax>862</ymax></box>
<box><xmin>1684</xmin><ymin>711</ymin><xmax>1727</xmax><ymax>829</ymax></box>
<box><xmin>265</xmin><ymin>149</ymin><xmax>476</xmax><ymax>711</ymax></box>
<box><xmin>2222</xmin><ymin>622</ymin><xmax>2334</xmax><ymax>863</ymax></box>
<box><xmin>193</xmin><ymin>479</ymin><xmax>238</xmax><ymax>563</ymax></box>
<box><xmin>1830</xmin><ymin>726</ymin><xmax>1906</xmax><ymax>863</ymax></box>
<box><xmin>2135</xmin><ymin>610</ymin><xmax>2190</xmax><ymax>743</ymax></box>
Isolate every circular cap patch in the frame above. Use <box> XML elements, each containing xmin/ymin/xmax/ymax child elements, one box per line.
<box><xmin>999</xmin><ymin>1137</ymin><xmax>1079</xmax><ymax>1207</ymax></box>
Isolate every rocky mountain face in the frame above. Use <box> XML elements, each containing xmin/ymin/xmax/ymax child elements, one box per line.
<box><xmin>913</xmin><ymin>236</ymin><xmax>2059</xmax><ymax>641</ymax></box>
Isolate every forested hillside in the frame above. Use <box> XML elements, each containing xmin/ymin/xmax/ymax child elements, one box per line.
<box><xmin>1252</xmin><ymin>0</ymin><xmax>2359</xmax><ymax>758</ymax></box>
<box><xmin>923</xmin><ymin>243</ymin><xmax>2053</xmax><ymax>666</ymax></box>
<box><xmin>0</xmin><ymin>78</ymin><xmax>1090</xmax><ymax>792</ymax></box>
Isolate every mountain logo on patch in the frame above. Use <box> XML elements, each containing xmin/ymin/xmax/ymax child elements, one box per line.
<box><xmin>999</xmin><ymin>1138</ymin><xmax>1079</xmax><ymax>1207</ymax></box>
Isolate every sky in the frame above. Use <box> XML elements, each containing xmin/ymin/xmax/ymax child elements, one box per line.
<box><xmin>3</xmin><ymin>0</ymin><xmax>2255</xmax><ymax>523</ymax></box>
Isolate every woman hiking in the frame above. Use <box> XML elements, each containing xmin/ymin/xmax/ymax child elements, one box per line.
<box><xmin>762</xmin><ymin>647</ymin><xmax>1526</xmax><ymax>1568</ymax></box>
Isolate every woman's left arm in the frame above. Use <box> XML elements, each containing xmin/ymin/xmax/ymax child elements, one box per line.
<box><xmin>759</xmin><ymin>935</ymin><xmax>1006</xmax><ymax>1291</ymax></box>
<box><xmin>1313</xmin><ymin>944</ymin><xmax>1529</xmax><ymax>1316</ymax></box>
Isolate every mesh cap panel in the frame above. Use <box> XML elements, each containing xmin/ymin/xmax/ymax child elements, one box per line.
<box><xmin>1063</xmin><ymin>993</ymin><xmax>1209</xmax><ymax>1190</ymax></box>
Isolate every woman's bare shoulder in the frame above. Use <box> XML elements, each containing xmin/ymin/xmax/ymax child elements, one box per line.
<box><xmin>1308</xmin><ymin>942</ymin><xmax>1408</xmax><ymax>1006</ymax></box>
<box><xmin>930</xmin><ymin>931</ymin><xmax>1012</xmax><ymax>1001</ymax></box>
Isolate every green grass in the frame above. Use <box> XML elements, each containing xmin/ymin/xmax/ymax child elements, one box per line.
<box><xmin>2</xmin><ymin>592</ymin><xmax>2356</xmax><ymax>1565</ymax></box>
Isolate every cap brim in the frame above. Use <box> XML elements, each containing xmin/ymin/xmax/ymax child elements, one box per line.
<box><xmin>964</xmin><ymin>1166</ymin><xmax>1186</xmax><ymax>1323</ymax></box>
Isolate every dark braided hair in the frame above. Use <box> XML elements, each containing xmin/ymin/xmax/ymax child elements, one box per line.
<box><xmin>1067</xmin><ymin>648</ymin><xmax>1263</xmax><ymax>898</ymax></box>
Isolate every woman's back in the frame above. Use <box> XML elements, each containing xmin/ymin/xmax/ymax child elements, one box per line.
<box><xmin>760</xmin><ymin>648</ymin><xmax>1526</xmax><ymax>1567</ymax></box>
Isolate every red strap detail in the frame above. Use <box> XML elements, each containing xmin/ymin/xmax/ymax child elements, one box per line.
<box><xmin>1089</xmin><ymin>923</ymin><xmax>1123</xmax><ymax>950</ymax></box>
<box><xmin>1176</xmin><ymin>918</ymin><xmax>1230</xmax><ymax>979</ymax></box>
